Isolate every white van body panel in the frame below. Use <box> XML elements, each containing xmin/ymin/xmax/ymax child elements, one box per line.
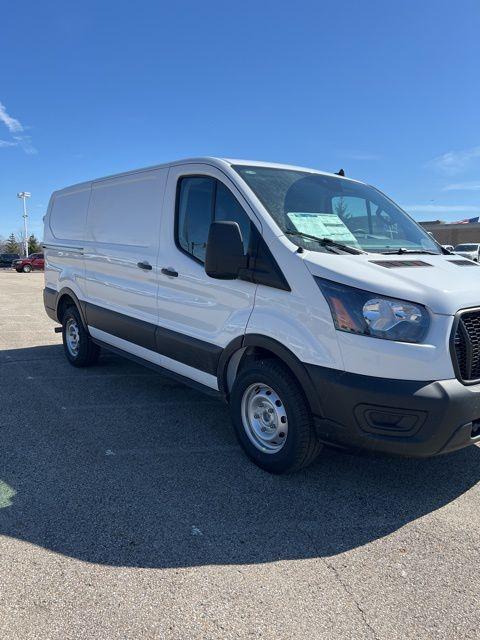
<box><xmin>156</xmin><ymin>163</ymin><xmax>258</xmax><ymax>349</ymax></box>
<box><xmin>243</xmin><ymin>234</ymin><xmax>344</xmax><ymax>370</ymax></box>
<box><xmin>44</xmin><ymin>182</ymin><xmax>91</xmax><ymax>298</ymax></box>
<box><xmin>84</xmin><ymin>168</ymin><xmax>168</xmax><ymax>325</ymax></box>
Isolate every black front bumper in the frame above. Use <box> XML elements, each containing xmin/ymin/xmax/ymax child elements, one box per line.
<box><xmin>305</xmin><ymin>364</ymin><xmax>480</xmax><ymax>457</ymax></box>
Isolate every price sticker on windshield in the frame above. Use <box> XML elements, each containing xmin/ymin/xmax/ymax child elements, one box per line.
<box><xmin>287</xmin><ymin>212</ymin><xmax>359</xmax><ymax>246</ymax></box>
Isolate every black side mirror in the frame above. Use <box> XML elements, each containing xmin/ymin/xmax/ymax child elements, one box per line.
<box><xmin>205</xmin><ymin>221</ymin><xmax>245</xmax><ymax>279</ymax></box>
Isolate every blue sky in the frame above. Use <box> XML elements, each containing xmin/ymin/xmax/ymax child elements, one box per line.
<box><xmin>0</xmin><ymin>0</ymin><xmax>479</xmax><ymax>240</ymax></box>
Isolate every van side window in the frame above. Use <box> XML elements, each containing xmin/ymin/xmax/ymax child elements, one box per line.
<box><xmin>176</xmin><ymin>177</ymin><xmax>251</xmax><ymax>262</ymax></box>
<box><xmin>177</xmin><ymin>177</ymin><xmax>215</xmax><ymax>262</ymax></box>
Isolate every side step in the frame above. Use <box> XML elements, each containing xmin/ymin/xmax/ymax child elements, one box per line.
<box><xmin>54</xmin><ymin>326</ymin><xmax>62</xmax><ymax>333</ymax></box>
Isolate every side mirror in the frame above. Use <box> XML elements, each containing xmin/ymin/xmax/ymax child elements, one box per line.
<box><xmin>205</xmin><ymin>221</ymin><xmax>245</xmax><ymax>280</ymax></box>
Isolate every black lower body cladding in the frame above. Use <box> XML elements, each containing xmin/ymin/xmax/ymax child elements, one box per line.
<box><xmin>44</xmin><ymin>289</ymin><xmax>223</xmax><ymax>376</ymax></box>
<box><xmin>43</xmin><ymin>287</ymin><xmax>57</xmax><ymax>321</ymax></box>
<box><xmin>306</xmin><ymin>364</ymin><xmax>480</xmax><ymax>456</ymax></box>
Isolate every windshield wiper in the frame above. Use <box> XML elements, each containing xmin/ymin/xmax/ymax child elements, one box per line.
<box><xmin>380</xmin><ymin>248</ymin><xmax>439</xmax><ymax>255</ymax></box>
<box><xmin>284</xmin><ymin>230</ymin><xmax>365</xmax><ymax>255</ymax></box>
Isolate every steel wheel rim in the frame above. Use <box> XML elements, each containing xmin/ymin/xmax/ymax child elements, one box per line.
<box><xmin>240</xmin><ymin>383</ymin><xmax>288</xmax><ymax>454</ymax></box>
<box><xmin>65</xmin><ymin>318</ymin><xmax>80</xmax><ymax>357</ymax></box>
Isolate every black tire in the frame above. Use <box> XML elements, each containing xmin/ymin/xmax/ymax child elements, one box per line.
<box><xmin>22</xmin><ymin>264</ymin><xmax>32</xmax><ymax>273</ymax></box>
<box><xmin>230</xmin><ymin>359</ymin><xmax>323</xmax><ymax>473</ymax></box>
<box><xmin>61</xmin><ymin>305</ymin><xmax>100</xmax><ymax>367</ymax></box>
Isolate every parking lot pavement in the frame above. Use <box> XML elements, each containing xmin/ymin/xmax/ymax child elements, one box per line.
<box><xmin>1</xmin><ymin>270</ymin><xmax>480</xmax><ymax>639</ymax></box>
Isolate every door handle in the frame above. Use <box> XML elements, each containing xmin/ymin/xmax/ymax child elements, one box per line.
<box><xmin>137</xmin><ymin>261</ymin><xmax>152</xmax><ymax>271</ymax></box>
<box><xmin>161</xmin><ymin>267</ymin><xmax>178</xmax><ymax>277</ymax></box>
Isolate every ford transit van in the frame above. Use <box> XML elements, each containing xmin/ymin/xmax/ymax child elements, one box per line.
<box><xmin>43</xmin><ymin>158</ymin><xmax>480</xmax><ymax>473</ymax></box>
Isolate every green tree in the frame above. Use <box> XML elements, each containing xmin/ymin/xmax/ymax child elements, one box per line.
<box><xmin>28</xmin><ymin>234</ymin><xmax>41</xmax><ymax>253</ymax></box>
<box><xmin>5</xmin><ymin>233</ymin><xmax>19</xmax><ymax>254</ymax></box>
<box><xmin>334</xmin><ymin>196</ymin><xmax>349</xmax><ymax>219</ymax></box>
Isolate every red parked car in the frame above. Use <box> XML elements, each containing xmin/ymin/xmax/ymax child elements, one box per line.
<box><xmin>13</xmin><ymin>253</ymin><xmax>45</xmax><ymax>272</ymax></box>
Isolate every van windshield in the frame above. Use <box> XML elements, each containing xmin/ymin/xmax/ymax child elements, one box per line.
<box><xmin>233</xmin><ymin>165</ymin><xmax>441</xmax><ymax>255</ymax></box>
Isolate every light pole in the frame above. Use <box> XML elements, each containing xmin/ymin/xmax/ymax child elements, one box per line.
<box><xmin>17</xmin><ymin>192</ymin><xmax>31</xmax><ymax>257</ymax></box>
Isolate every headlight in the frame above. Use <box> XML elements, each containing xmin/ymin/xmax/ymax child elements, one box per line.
<box><xmin>315</xmin><ymin>277</ymin><xmax>430</xmax><ymax>343</ymax></box>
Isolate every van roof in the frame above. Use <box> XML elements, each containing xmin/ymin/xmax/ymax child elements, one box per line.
<box><xmin>52</xmin><ymin>156</ymin><xmax>361</xmax><ymax>195</ymax></box>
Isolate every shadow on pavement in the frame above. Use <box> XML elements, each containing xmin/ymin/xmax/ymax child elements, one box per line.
<box><xmin>1</xmin><ymin>344</ymin><xmax>479</xmax><ymax>567</ymax></box>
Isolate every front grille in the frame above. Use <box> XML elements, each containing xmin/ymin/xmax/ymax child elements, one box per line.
<box><xmin>452</xmin><ymin>309</ymin><xmax>480</xmax><ymax>382</ymax></box>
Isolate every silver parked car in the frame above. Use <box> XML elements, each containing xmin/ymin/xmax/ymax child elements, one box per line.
<box><xmin>454</xmin><ymin>243</ymin><xmax>480</xmax><ymax>261</ymax></box>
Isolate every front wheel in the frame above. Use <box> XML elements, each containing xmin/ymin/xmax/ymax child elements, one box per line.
<box><xmin>230</xmin><ymin>359</ymin><xmax>322</xmax><ymax>473</ymax></box>
<box><xmin>62</xmin><ymin>306</ymin><xmax>100</xmax><ymax>367</ymax></box>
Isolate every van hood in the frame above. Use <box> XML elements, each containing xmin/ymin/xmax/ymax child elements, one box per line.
<box><xmin>303</xmin><ymin>252</ymin><xmax>480</xmax><ymax>315</ymax></box>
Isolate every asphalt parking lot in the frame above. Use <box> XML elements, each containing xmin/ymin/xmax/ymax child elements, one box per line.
<box><xmin>1</xmin><ymin>270</ymin><xmax>480</xmax><ymax>639</ymax></box>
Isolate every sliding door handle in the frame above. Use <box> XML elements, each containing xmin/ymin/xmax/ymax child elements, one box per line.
<box><xmin>161</xmin><ymin>267</ymin><xmax>178</xmax><ymax>277</ymax></box>
<box><xmin>137</xmin><ymin>261</ymin><xmax>152</xmax><ymax>271</ymax></box>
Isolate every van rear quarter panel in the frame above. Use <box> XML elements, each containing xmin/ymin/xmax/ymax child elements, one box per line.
<box><xmin>44</xmin><ymin>183</ymin><xmax>91</xmax><ymax>299</ymax></box>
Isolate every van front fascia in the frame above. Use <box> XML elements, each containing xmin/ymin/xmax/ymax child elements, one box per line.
<box><xmin>305</xmin><ymin>363</ymin><xmax>480</xmax><ymax>457</ymax></box>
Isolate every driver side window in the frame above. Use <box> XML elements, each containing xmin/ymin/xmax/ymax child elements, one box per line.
<box><xmin>176</xmin><ymin>176</ymin><xmax>251</xmax><ymax>263</ymax></box>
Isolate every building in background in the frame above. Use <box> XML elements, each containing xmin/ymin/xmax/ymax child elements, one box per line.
<box><xmin>419</xmin><ymin>218</ymin><xmax>480</xmax><ymax>246</ymax></box>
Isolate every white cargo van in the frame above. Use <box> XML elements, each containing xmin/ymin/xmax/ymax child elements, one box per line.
<box><xmin>43</xmin><ymin>157</ymin><xmax>480</xmax><ymax>473</ymax></box>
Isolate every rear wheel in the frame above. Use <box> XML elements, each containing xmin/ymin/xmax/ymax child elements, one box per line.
<box><xmin>230</xmin><ymin>359</ymin><xmax>322</xmax><ymax>473</ymax></box>
<box><xmin>61</xmin><ymin>305</ymin><xmax>100</xmax><ymax>367</ymax></box>
<box><xmin>22</xmin><ymin>264</ymin><xmax>32</xmax><ymax>273</ymax></box>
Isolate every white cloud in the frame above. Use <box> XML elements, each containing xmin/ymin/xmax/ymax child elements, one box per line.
<box><xmin>426</xmin><ymin>146</ymin><xmax>480</xmax><ymax>174</ymax></box>
<box><xmin>403</xmin><ymin>204</ymin><xmax>480</xmax><ymax>214</ymax></box>
<box><xmin>0</xmin><ymin>100</ymin><xmax>37</xmax><ymax>154</ymax></box>
<box><xmin>0</xmin><ymin>139</ymin><xmax>17</xmax><ymax>148</ymax></box>
<box><xmin>0</xmin><ymin>102</ymin><xmax>23</xmax><ymax>133</ymax></box>
<box><xmin>13</xmin><ymin>134</ymin><xmax>37</xmax><ymax>155</ymax></box>
<box><xmin>443</xmin><ymin>181</ymin><xmax>480</xmax><ymax>192</ymax></box>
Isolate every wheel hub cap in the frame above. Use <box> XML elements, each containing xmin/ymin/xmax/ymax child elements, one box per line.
<box><xmin>65</xmin><ymin>318</ymin><xmax>80</xmax><ymax>356</ymax></box>
<box><xmin>241</xmin><ymin>383</ymin><xmax>288</xmax><ymax>453</ymax></box>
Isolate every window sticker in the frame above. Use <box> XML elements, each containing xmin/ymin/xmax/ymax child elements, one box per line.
<box><xmin>287</xmin><ymin>212</ymin><xmax>359</xmax><ymax>246</ymax></box>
